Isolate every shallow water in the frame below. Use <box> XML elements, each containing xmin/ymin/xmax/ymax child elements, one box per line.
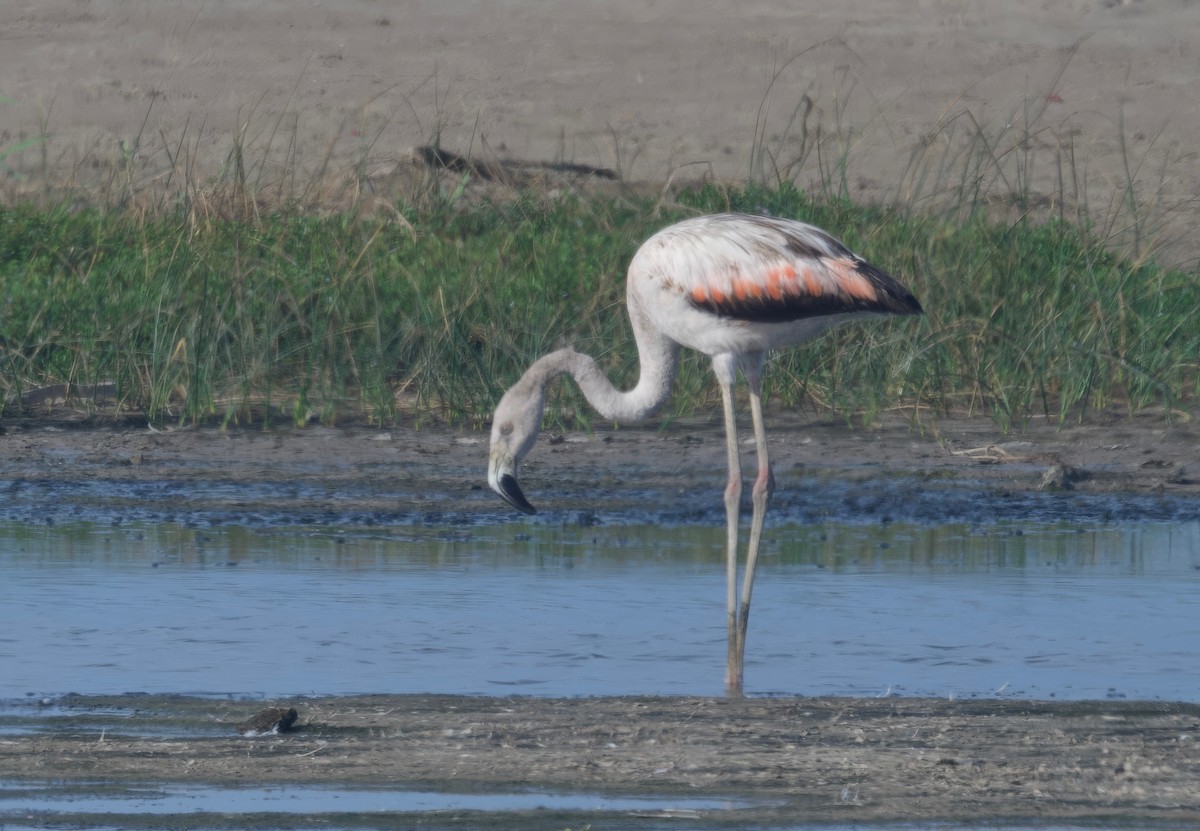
<box><xmin>0</xmin><ymin>782</ymin><xmax>1190</xmax><ymax>831</ymax></box>
<box><xmin>0</xmin><ymin>781</ymin><xmax>749</xmax><ymax>815</ymax></box>
<box><xmin>2</xmin><ymin>515</ymin><xmax>1198</xmax><ymax>702</ymax></box>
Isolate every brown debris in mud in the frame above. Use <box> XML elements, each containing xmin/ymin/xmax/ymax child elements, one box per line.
<box><xmin>235</xmin><ymin>706</ymin><xmax>299</xmax><ymax>736</ymax></box>
<box><xmin>3</xmin><ymin>695</ymin><xmax>1198</xmax><ymax>825</ymax></box>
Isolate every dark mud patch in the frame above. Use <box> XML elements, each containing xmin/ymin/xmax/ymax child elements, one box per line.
<box><xmin>0</xmin><ymin>413</ymin><xmax>1197</xmax><ymax>529</ymax></box>
<box><xmin>2</xmin><ymin>694</ymin><xmax>1198</xmax><ymax>827</ymax></box>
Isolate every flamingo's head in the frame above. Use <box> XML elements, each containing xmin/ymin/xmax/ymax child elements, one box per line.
<box><xmin>487</xmin><ymin>381</ymin><xmax>543</xmax><ymax>515</ymax></box>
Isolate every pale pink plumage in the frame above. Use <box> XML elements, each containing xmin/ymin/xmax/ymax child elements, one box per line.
<box><xmin>627</xmin><ymin>213</ymin><xmax>920</xmax><ymax>358</ymax></box>
<box><xmin>488</xmin><ymin>213</ymin><xmax>921</xmax><ymax>694</ymax></box>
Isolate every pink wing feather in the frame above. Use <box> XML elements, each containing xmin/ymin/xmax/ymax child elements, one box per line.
<box><xmin>662</xmin><ymin>215</ymin><xmax>921</xmax><ymax>323</ymax></box>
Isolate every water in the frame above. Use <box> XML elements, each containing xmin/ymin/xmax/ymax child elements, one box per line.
<box><xmin>0</xmin><ymin>781</ymin><xmax>749</xmax><ymax>815</ymax></box>
<box><xmin>0</xmin><ymin>782</ymin><xmax>1192</xmax><ymax>831</ymax></box>
<box><xmin>0</xmin><ymin>781</ymin><xmax>1181</xmax><ymax>831</ymax></box>
<box><xmin>2</xmin><ymin>517</ymin><xmax>1198</xmax><ymax>701</ymax></box>
<box><xmin>0</xmin><ymin>777</ymin><xmax>1169</xmax><ymax>831</ymax></box>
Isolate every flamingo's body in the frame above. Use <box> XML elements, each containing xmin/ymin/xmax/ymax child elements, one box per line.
<box><xmin>488</xmin><ymin>213</ymin><xmax>921</xmax><ymax>694</ymax></box>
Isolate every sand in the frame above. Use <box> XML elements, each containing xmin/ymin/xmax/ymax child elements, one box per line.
<box><xmin>3</xmin><ymin>694</ymin><xmax>1198</xmax><ymax>827</ymax></box>
<box><xmin>3</xmin><ymin>0</ymin><xmax>1199</xmax><ymax>267</ymax></box>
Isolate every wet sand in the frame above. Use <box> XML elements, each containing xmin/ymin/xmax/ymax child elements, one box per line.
<box><xmin>4</xmin><ymin>694</ymin><xmax>1199</xmax><ymax>827</ymax></box>
<box><xmin>0</xmin><ymin>412</ymin><xmax>1196</xmax><ymax>526</ymax></box>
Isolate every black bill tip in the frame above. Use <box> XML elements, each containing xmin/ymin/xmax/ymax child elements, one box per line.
<box><xmin>497</xmin><ymin>473</ymin><xmax>537</xmax><ymax>515</ymax></box>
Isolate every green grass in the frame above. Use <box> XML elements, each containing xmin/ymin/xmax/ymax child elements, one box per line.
<box><xmin>1</xmin><ymin>180</ymin><xmax>1196</xmax><ymax>429</ymax></box>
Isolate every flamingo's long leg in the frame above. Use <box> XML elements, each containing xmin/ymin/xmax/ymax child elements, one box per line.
<box><xmin>730</xmin><ymin>356</ymin><xmax>773</xmax><ymax>680</ymax></box>
<box><xmin>716</xmin><ymin>373</ymin><xmax>744</xmax><ymax>695</ymax></box>
<box><xmin>734</xmin><ymin>375</ymin><xmax>774</xmax><ymax>676</ymax></box>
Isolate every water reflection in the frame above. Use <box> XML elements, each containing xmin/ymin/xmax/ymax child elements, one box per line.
<box><xmin>2</xmin><ymin>520</ymin><xmax>1197</xmax><ymax>701</ymax></box>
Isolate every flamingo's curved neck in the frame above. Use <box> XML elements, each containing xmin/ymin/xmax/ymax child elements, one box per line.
<box><xmin>526</xmin><ymin>311</ymin><xmax>680</xmax><ymax>424</ymax></box>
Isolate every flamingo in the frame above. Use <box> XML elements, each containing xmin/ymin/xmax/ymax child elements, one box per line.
<box><xmin>487</xmin><ymin>213</ymin><xmax>922</xmax><ymax>695</ymax></box>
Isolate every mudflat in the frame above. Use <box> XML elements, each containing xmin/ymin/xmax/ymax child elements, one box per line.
<box><xmin>4</xmin><ymin>694</ymin><xmax>1199</xmax><ymax>827</ymax></box>
<box><xmin>1</xmin><ymin>412</ymin><xmax>1197</xmax><ymax>524</ymax></box>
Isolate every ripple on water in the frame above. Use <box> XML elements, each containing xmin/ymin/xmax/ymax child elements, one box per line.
<box><xmin>0</xmin><ymin>515</ymin><xmax>1197</xmax><ymax>701</ymax></box>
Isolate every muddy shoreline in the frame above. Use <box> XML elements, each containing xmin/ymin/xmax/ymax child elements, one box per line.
<box><xmin>0</xmin><ymin>412</ymin><xmax>1197</xmax><ymax>529</ymax></box>
<box><xmin>3</xmin><ymin>694</ymin><xmax>1199</xmax><ymax>827</ymax></box>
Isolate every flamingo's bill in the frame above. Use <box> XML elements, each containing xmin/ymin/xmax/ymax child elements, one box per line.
<box><xmin>496</xmin><ymin>473</ymin><xmax>537</xmax><ymax>515</ymax></box>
